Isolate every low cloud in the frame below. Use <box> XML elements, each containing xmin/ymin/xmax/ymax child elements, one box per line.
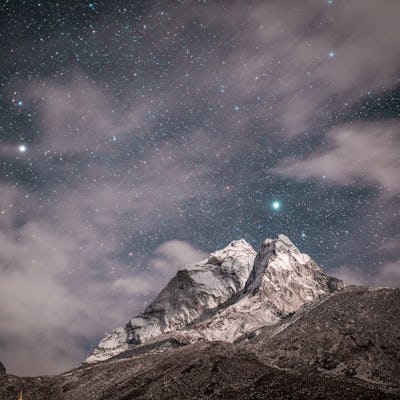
<box><xmin>0</xmin><ymin>184</ymin><xmax>207</xmax><ymax>376</ymax></box>
<box><xmin>332</xmin><ymin>237</ymin><xmax>400</xmax><ymax>287</ymax></box>
<box><xmin>113</xmin><ymin>241</ymin><xmax>208</xmax><ymax>297</ymax></box>
<box><xmin>333</xmin><ymin>260</ymin><xmax>400</xmax><ymax>288</ymax></box>
<box><xmin>150</xmin><ymin>240</ymin><xmax>208</xmax><ymax>272</ymax></box>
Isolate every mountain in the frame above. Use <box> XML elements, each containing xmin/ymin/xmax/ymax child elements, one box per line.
<box><xmin>87</xmin><ymin>238</ymin><xmax>256</xmax><ymax>362</ymax></box>
<box><xmin>87</xmin><ymin>235</ymin><xmax>342</xmax><ymax>363</ymax></box>
<box><xmin>1</xmin><ymin>235</ymin><xmax>399</xmax><ymax>400</ymax></box>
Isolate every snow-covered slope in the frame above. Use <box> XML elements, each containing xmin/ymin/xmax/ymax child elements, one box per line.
<box><xmin>244</xmin><ymin>234</ymin><xmax>343</xmax><ymax>313</ymax></box>
<box><xmin>87</xmin><ymin>235</ymin><xmax>343</xmax><ymax>363</ymax></box>
<box><xmin>87</xmin><ymin>239</ymin><xmax>256</xmax><ymax>362</ymax></box>
<box><xmin>170</xmin><ymin>235</ymin><xmax>343</xmax><ymax>343</ymax></box>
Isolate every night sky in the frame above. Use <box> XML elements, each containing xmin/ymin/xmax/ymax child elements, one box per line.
<box><xmin>1</xmin><ymin>0</ymin><xmax>399</xmax><ymax>376</ymax></box>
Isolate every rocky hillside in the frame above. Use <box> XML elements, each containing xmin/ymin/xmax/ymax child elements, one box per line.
<box><xmin>240</xmin><ymin>286</ymin><xmax>400</xmax><ymax>394</ymax></box>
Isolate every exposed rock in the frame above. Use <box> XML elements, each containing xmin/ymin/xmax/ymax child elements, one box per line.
<box><xmin>243</xmin><ymin>235</ymin><xmax>343</xmax><ymax>313</ymax></box>
<box><xmin>0</xmin><ymin>361</ymin><xmax>5</xmax><ymax>375</ymax></box>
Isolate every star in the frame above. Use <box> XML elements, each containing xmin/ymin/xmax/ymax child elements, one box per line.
<box><xmin>329</xmin><ymin>51</ymin><xmax>336</xmax><ymax>58</ymax></box>
<box><xmin>18</xmin><ymin>144</ymin><xmax>27</xmax><ymax>153</ymax></box>
<box><xmin>271</xmin><ymin>200</ymin><xmax>281</xmax><ymax>210</ymax></box>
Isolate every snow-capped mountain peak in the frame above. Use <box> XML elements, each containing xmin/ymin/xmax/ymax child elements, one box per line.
<box><xmin>208</xmin><ymin>238</ymin><xmax>256</xmax><ymax>264</ymax></box>
<box><xmin>86</xmin><ymin>235</ymin><xmax>343</xmax><ymax>363</ymax></box>
<box><xmin>244</xmin><ymin>234</ymin><xmax>343</xmax><ymax>313</ymax></box>
<box><xmin>86</xmin><ymin>238</ymin><xmax>256</xmax><ymax>363</ymax></box>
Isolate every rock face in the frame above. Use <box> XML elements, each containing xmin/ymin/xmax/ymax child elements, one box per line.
<box><xmin>0</xmin><ymin>362</ymin><xmax>5</xmax><ymax>375</ymax></box>
<box><xmin>244</xmin><ymin>235</ymin><xmax>343</xmax><ymax>313</ymax></box>
<box><xmin>87</xmin><ymin>235</ymin><xmax>343</xmax><ymax>363</ymax></box>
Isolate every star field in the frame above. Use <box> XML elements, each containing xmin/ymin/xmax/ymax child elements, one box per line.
<box><xmin>0</xmin><ymin>0</ymin><xmax>399</xmax><ymax>376</ymax></box>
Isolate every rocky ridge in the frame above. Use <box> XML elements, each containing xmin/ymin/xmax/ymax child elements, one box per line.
<box><xmin>0</xmin><ymin>361</ymin><xmax>5</xmax><ymax>375</ymax></box>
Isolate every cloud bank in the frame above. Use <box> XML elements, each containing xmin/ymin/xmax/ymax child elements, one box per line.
<box><xmin>0</xmin><ymin>183</ymin><xmax>207</xmax><ymax>375</ymax></box>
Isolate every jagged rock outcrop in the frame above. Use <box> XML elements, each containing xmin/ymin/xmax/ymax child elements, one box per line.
<box><xmin>243</xmin><ymin>235</ymin><xmax>343</xmax><ymax>313</ymax></box>
<box><xmin>0</xmin><ymin>362</ymin><xmax>5</xmax><ymax>375</ymax></box>
<box><xmin>87</xmin><ymin>235</ymin><xmax>343</xmax><ymax>363</ymax></box>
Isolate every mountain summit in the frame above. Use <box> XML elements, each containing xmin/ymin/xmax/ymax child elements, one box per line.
<box><xmin>87</xmin><ymin>235</ymin><xmax>343</xmax><ymax>363</ymax></box>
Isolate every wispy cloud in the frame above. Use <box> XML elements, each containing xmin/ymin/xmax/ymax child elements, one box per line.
<box><xmin>23</xmin><ymin>74</ymin><xmax>154</xmax><ymax>154</ymax></box>
<box><xmin>194</xmin><ymin>0</ymin><xmax>400</xmax><ymax>136</ymax></box>
<box><xmin>333</xmin><ymin>260</ymin><xmax>400</xmax><ymax>288</ymax></box>
<box><xmin>274</xmin><ymin>122</ymin><xmax>400</xmax><ymax>195</ymax></box>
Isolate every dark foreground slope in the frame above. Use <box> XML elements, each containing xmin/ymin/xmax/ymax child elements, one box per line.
<box><xmin>1</xmin><ymin>287</ymin><xmax>399</xmax><ymax>400</ymax></box>
<box><xmin>241</xmin><ymin>286</ymin><xmax>400</xmax><ymax>393</ymax></box>
<box><xmin>0</xmin><ymin>342</ymin><xmax>398</xmax><ymax>400</ymax></box>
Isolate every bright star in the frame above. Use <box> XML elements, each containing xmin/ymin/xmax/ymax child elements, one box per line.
<box><xmin>17</xmin><ymin>100</ymin><xmax>23</xmax><ymax>106</ymax></box>
<box><xmin>329</xmin><ymin>51</ymin><xmax>335</xmax><ymax>58</ymax></box>
<box><xmin>18</xmin><ymin>144</ymin><xmax>27</xmax><ymax>153</ymax></box>
<box><xmin>271</xmin><ymin>200</ymin><xmax>281</xmax><ymax>210</ymax></box>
